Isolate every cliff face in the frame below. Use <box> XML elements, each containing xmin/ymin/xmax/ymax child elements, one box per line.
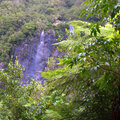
<box><xmin>14</xmin><ymin>29</ymin><xmax>60</xmax><ymax>84</ymax></box>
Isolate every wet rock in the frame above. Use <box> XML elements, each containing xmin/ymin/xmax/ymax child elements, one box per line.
<box><xmin>14</xmin><ymin>29</ymin><xmax>60</xmax><ymax>84</ymax></box>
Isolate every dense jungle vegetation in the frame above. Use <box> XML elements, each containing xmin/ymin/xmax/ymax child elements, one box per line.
<box><xmin>0</xmin><ymin>0</ymin><xmax>85</xmax><ymax>63</ymax></box>
<box><xmin>0</xmin><ymin>0</ymin><xmax>120</xmax><ymax>120</ymax></box>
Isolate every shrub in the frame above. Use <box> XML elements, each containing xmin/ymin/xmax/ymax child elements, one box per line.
<box><xmin>0</xmin><ymin>60</ymin><xmax>45</xmax><ymax>120</ymax></box>
<box><xmin>22</xmin><ymin>21</ymin><xmax>37</xmax><ymax>36</ymax></box>
<box><xmin>46</xmin><ymin>8</ymin><xmax>54</xmax><ymax>15</ymax></box>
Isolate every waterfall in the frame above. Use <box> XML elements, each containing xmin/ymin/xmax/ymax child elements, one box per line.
<box><xmin>69</xmin><ymin>25</ymin><xmax>74</xmax><ymax>36</ymax></box>
<box><xmin>41</xmin><ymin>30</ymin><xmax>45</xmax><ymax>38</ymax></box>
<box><xmin>14</xmin><ymin>29</ymin><xmax>58</xmax><ymax>84</ymax></box>
<box><xmin>34</xmin><ymin>30</ymin><xmax>46</xmax><ymax>82</ymax></box>
<box><xmin>23</xmin><ymin>30</ymin><xmax>45</xmax><ymax>83</ymax></box>
<box><xmin>35</xmin><ymin>30</ymin><xmax>45</xmax><ymax>69</ymax></box>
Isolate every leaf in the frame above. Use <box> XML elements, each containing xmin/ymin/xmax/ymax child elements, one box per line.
<box><xmin>94</xmin><ymin>30</ymin><xmax>97</xmax><ymax>37</ymax></box>
<box><xmin>96</xmin><ymin>24</ymin><xmax>100</xmax><ymax>33</ymax></box>
<box><xmin>86</xmin><ymin>13</ymin><xmax>93</xmax><ymax>19</ymax></box>
<box><xmin>23</xmin><ymin>103</ymin><xmax>31</xmax><ymax>107</ymax></box>
<box><xmin>81</xmin><ymin>0</ymin><xmax>89</xmax><ymax>5</ymax></box>
<box><xmin>80</xmin><ymin>9</ymin><xmax>87</xmax><ymax>18</ymax></box>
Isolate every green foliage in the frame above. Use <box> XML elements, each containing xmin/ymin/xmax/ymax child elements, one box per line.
<box><xmin>46</xmin><ymin>8</ymin><xmax>54</xmax><ymax>15</ymax></box>
<box><xmin>54</xmin><ymin>23</ymin><xmax>69</xmax><ymax>41</ymax></box>
<box><xmin>8</xmin><ymin>30</ymin><xmax>25</xmax><ymax>45</ymax></box>
<box><xmin>111</xmin><ymin>5</ymin><xmax>120</xmax><ymax>31</ymax></box>
<box><xmin>1</xmin><ymin>0</ymin><xmax>120</xmax><ymax>119</ymax></box>
<box><xmin>40</xmin><ymin>90</ymin><xmax>81</xmax><ymax>120</ymax></box>
<box><xmin>81</xmin><ymin>0</ymin><xmax>118</xmax><ymax>20</ymax></box>
<box><xmin>0</xmin><ymin>0</ymin><xmax>85</xmax><ymax>63</ymax></box>
<box><xmin>0</xmin><ymin>60</ymin><xmax>46</xmax><ymax>120</ymax></box>
<box><xmin>41</xmin><ymin>0</ymin><xmax>120</xmax><ymax>119</ymax></box>
<box><xmin>22</xmin><ymin>21</ymin><xmax>37</xmax><ymax>36</ymax></box>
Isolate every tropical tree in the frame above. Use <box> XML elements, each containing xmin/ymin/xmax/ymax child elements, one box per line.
<box><xmin>41</xmin><ymin>0</ymin><xmax>120</xmax><ymax>119</ymax></box>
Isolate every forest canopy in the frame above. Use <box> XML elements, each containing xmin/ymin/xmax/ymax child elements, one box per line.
<box><xmin>0</xmin><ymin>0</ymin><xmax>120</xmax><ymax>120</ymax></box>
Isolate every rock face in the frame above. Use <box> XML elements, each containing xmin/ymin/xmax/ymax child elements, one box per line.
<box><xmin>14</xmin><ymin>29</ymin><xmax>59</xmax><ymax>84</ymax></box>
<box><xmin>0</xmin><ymin>62</ymin><xmax>6</xmax><ymax>69</ymax></box>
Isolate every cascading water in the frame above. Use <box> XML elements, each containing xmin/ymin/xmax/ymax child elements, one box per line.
<box><xmin>34</xmin><ymin>30</ymin><xmax>46</xmax><ymax>82</ymax></box>
<box><xmin>69</xmin><ymin>25</ymin><xmax>74</xmax><ymax>36</ymax></box>
<box><xmin>35</xmin><ymin>30</ymin><xmax>45</xmax><ymax>71</ymax></box>
<box><xmin>25</xmin><ymin>32</ymin><xmax>46</xmax><ymax>80</ymax></box>
<box><xmin>33</xmin><ymin>30</ymin><xmax>58</xmax><ymax>83</ymax></box>
<box><xmin>14</xmin><ymin>29</ymin><xmax>61</xmax><ymax>84</ymax></box>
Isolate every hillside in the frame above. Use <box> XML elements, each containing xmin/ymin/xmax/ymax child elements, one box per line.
<box><xmin>0</xmin><ymin>0</ymin><xmax>120</xmax><ymax>120</ymax></box>
<box><xmin>0</xmin><ymin>0</ymin><xmax>86</xmax><ymax>63</ymax></box>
